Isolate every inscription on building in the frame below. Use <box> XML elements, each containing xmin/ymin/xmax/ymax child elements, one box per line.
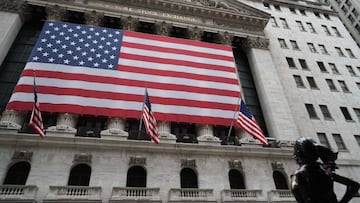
<box><xmin>90</xmin><ymin>2</ymin><xmax>199</xmax><ymax>23</ymax></box>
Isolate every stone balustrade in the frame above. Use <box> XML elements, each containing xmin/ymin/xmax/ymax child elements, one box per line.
<box><xmin>110</xmin><ymin>187</ymin><xmax>161</xmax><ymax>202</ymax></box>
<box><xmin>169</xmin><ymin>188</ymin><xmax>216</xmax><ymax>202</ymax></box>
<box><xmin>221</xmin><ymin>189</ymin><xmax>266</xmax><ymax>202</ymax></box>
<box><xmin>45</xmin><ymin>186</ymin><xmax>101</xmax><ymax>202</ymax></box>
<box><xmin>267</xmin><ymin>190</ymin><xmax>296</xmax><ymax>202</ymax></box>
<box><xmin>0</xmin><ymin>185</ymin><xmax>38</xmax><ymax>201</ymax></box>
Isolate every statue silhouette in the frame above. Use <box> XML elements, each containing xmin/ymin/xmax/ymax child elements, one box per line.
<box><xmin>291</xmin><ymin>137</ymin><xmax>359</xmax><ymax>203</ymax></box>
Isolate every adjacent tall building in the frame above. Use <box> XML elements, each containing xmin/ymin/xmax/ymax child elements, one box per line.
<box><xmin>323</xmin><ymin>0</ymin><xmax>360</xmax><ymax>47</ymax></box>
<box><xmin>0</xmin><ymin>0</ymin><xmax>359</xmax><ymax>203</ymax></box>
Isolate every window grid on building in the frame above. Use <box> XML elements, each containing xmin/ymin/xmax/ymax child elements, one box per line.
<box><xmin>305</xmin><ymin>103</ymin><xmax>318</xmax><ymax>119</ymax></box>
<box><xmin>317</xmin><ymin>133</ymin><xmax>330</xmax><ymax>147</ymax></box>
<box><xmin>319</xmin><ymin>105</ymin><xmax>332</xmax><ymax>119</ymax></box>
<box><xmin>299</xmin><ymin>59</ymin><xmax>309</xmax><ymax>70</ymax></box>
<box><xmin>296</xmin><ymin>21</ymin><xmax>306</xmax><ymax>31</ymax></box>
<box><xmin>332</xmin><ymin>134</ymin><xmax>347</xmax><ymax>150</ymax></box>
<box><xmin>353</xmin><ymin>108</ymin><xmax>360</xmax><ymax>122</ymax></box>
<box><xmin>346</xmin><ymin>65</ymin><xmax>357</xmax><ymax>76</ymax></box>
<box><xmin>331</xmin><ymin>26</ymin><xmax>342</xmax><ymax>37</ymax></box>
<box><xmin>326</xmin><ymin>79</ymin><xmax>338</xmax><ymax>91</ymax></box>
<box><xmin>318</xmin><ymin>44</ymin><xmax>329</xmax><ymax>54</ymax></box>
<box><xmin>306</xmin><ymin>22</ymin><xmax>316</xmax><ymax>33</ymax></box>
<box><xmin>338</xmin><ymin>80</ymin><xmax>350</xmax><ymax>92</ymax></box>
<box><xmin>307</xmin><ymin>77</ymin><xmax>318</xmax><ymax>89</ymax></box>
<box><xmin>317</xmin><ymin>61</ymin><xmax>328</xmax><ymax>72</ymax></box>
<box><xmin>329</xmin><ymin>63</ymin><xmax>340</xmax><ymax>74</ymax></box>
<box><xmin>307</xmin><ymin>43</ymin><xmax>317</xmax><ymax>53</ymax></box>
<box><xmin>286</xmin><ymin>57</ymin><xmax>296</xmax><ymax>68</ymax></box>
<box><xmin>278</xmin><ymin>38</ymin><xmax>288</xmax><ymax>48</ymax></box>
<box><xmin>270</xmin><ymin>17</ymin><xmax>279</xmax><ymax>27</ymax></box>
<box><xmin>280</xmin><ymin>18</ymin><xmax>289</xmax><ymax>29</ymax></box>
<box><xmin>355</xmin><ymin>135</ymin><xmax>360</xmax><ymax>146</ymax></box>
<box><xmin>335</xmin><ymin>47</ymin><xmax>345</xmax><ymax>57</ymax></box>
<box><xmin>340</xmin><ymin>106</ymin><xmax>353</xmax><ymax>121</ymax></box>
<box><xmin>290</xmin><ymin>40</ymin><xmax>300</xmax><ymax>50</ymax></box>
<box><xmin>345</xmin><ymin>48</ymin><xmax>355</xmax><ymax>58</ymax></box>
<box><xmin>293</xmin><ymin>75</ymin><xmax>305</xmax><ymax>88</ymax></box>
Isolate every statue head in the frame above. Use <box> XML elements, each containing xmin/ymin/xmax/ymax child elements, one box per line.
<box><xmin>293</xmin><ymin>137</ymin><xmax>319</xmax><ymax>165</ymax></box>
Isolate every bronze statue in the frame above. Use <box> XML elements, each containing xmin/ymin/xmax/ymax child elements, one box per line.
<box><xmin>291</xmin><ymin>137</ymin><xmax>359</xmax><ymax>203</ymax></box>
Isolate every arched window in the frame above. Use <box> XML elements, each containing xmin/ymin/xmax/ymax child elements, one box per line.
<box><xmin>228</xmin><ymin>169</ymin><xmax>245</xmax><ymax>189</ymax></box>
<box><xmin>126</xmin><ymin>166</ymin><xmax>147</xmax><ymax>187</ymax></box>
<box><xmin>68</xmin><ymin>164</ymin><xmax>91</xmax><ymax>186</ymax></box>
<box><xmin>3</xmin><ymin>162</ymin><xmax>31</xmax><ymax>185</ymax></box>
<box><xmin>180</xmin><ymin>168</ymin><xmax>198</xmax><ymax>188</ymax></box>
<box><xmin>273</xmin><ymin>171</ymin><xmax>289</xmax><ymax>189</ymax></box>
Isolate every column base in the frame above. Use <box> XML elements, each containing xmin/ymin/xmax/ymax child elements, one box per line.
<box><xmin>46</xmin><ymin>125</ymin><xmax>77</xmax><ymax>137</ymax></box>
<box><xmin>0</xmin><ymin>121</ymin><xmax>22</xmax><ymax>129</ymax></box>
<box><xmin>100</xmin><ymin>129</ymin><xmax>128</xmax><ymax>140</ymax></box>
<box><xmin>197</xmin><ymin>134</ymin><xmax>221</xmax><ymax>146</ymax></box>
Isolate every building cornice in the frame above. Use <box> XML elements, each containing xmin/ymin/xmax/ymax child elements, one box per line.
<box><xmin>263</xmin><ymin>0</ymin><xmax>338</xmax><ymax>15</ymax></box>
<box><xmin>22</xmin><ymin>0</ymin><xmax>270</xmax><ymax>38</ymax></box>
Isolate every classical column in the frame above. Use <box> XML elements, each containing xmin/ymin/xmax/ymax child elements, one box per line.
<box><xmin>100</xmin><ymin>117</ymin><xmax>127</xmax><ymax>139</ymax></box>
<box><xmin>84</xmin><ymin>10</ymin><xmax>104</xmax><ymax>26</ymax></box>
<box><xmin>157</xmin><ymin>121</ymin><xmax>176</xmax><ymax>141</ymax></box>
<box><xmin>122</xmin><ymin>16</ymin><xmax>139</xmax><ymax>31</ymax></box>
<box><xmin>0</xmin><ymin>110</ymin><xmax>25</xmax><ymax>129</ymax></box>
<box><xmin>241</xmin><ymin>36</ymin><xmax>299</xmax><ymax>141</ymax></box>
<box><xmin>47</xmin><ymin>113</ymin><xmax>78</xmax><ymax>134</ymax></box>
<box><xmin>46</xmin><ymin>5</ymin><xmax>66</xmax><ymax>21</ymax></box>
<box><xmin>196</xmin><ymin>124</ymin><xmax>220</xmax><ymax>145</ymax></box>
<box><xmin>189</xmin><ymin>26</ymin><xmax>203</xmax><ymax>41</ymax></box>
<box><xmin>0</xmin><ymin>0</ymin><xmax>26</xmax><ymax>67</ymax></box>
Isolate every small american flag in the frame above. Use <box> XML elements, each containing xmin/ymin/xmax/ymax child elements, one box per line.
<box><xmin>142</xmin><ymin>89</ymin><xmax>159</xmax><ymax>144</ymax></box>
<box><xmin>236</xmin><ymin>99</ymin><xmax>267</xmax><ymax>145</ymax></box>
<box><xmin>28</xmin><ymin>76</ymin><xmax>45</xmax><ymax>138</ymax></box>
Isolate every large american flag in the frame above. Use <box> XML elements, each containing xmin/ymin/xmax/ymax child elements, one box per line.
<box><xmin>142</xmin><ymin>89</ymin><xmax>159</xmax><ymax>144</ymax></box>
<box><xmin>236</xmin><ymin>99</ymin><xmax>268</xmax><ymax>145</ymax></box>
<box><xmin>28</xmin><ymin>76</ymin><xmax>45</xmax><ymax>138</ymax></box>
<box><xmin>7</xmin><ymin>21</ymin><xmax>241</xmax><ymax>126</ymax></box>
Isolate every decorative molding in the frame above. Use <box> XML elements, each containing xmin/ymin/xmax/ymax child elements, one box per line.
<box><xmin>129</xmin><ymin>156</ymin><xmax>146</xmax><ymax>166</ymax></box>
<box><xmin>0</xmin><ymin>110</ymin><xmax>25</xmax><ymax>130</ymax></box>
<box><xmin>155</xmin><ymin>21</ymin><xmax>172</xmax><ymax>36</ymax></box>
<box><xmin>189</xmin><ymin>26</ymin><xmax>203</xmax><ymax>40</ymax></box>
<box><xmin>12</xmin><ymin>151</ymin><xmax>33</xmax><ymax>161</ymax></box>
<box><xmin>271</xmin><ymin>161</ymin><xmax>284</xmax><ymax>171</ymax></box>
<box><xmin>122</xmin><ymin>16</ymin><xmax>139</xmax><ymax>31</ymax></box>
<box><xmin>241</xmin><ymin>36</ymin><xmax>269</xmax><ymax>50</ymax></box>
<box><xmin>181</xmin><ymin>159</ymin><xmax>196</xmax><ymax>168</ymax></box>
<box><xmin>46</xmin><ymin>4</ymin><xmax>67</xmax><ymax>21</ymax></box>
<box><xmin>228</xmin><ymin>159</ymin><xmax>242</xmax><ymax>170</ymax></box>
<box><xmin>73</xmin><ymin>153</ymin><xmax>92</xmax><ymax>164</ymax></box>
<box><xmin>0</xmin><ymin>0</ymin><xmax>27</xmax><ymax>16</ymax></box>
<box><xmin>219</xmin><ymin>31</ymin><xmax>233</xmax><ymax>45</ymax></box>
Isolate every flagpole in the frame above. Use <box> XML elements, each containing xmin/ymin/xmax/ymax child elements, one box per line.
<box><xmin>226</xmin><ymin>95</ymin><xmax>241</xmax><ymax>144</ymax></box>
<box><xmin>138</xmin><ymin>88</ymin><xmax>147</xmax><ymax>139</ymax></box>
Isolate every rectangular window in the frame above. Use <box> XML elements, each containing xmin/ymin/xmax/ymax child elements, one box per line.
<box><xmin>306</xmin><ymin>22</ymin><xmax>316</xmax><ymax>33</ymax></box>
<box><xmin>307</xmin><ymin>77</ymin><xmax>318</xmax><ymax>89</ymax></box>
<box><xmin>305</xmin><ymin>104</ymin><xmax>318</xmax><ymax>119</ymax></box>
<box><xmin>278</xmin><ymin>38</ymin><xmax>288</xmax><ymax>48</ymax></box>
<box><xmin>331</xmin><ymin>26</ymin><xmax>342</xmax><ymax>37</ymax></box>
<box><xmin>335</xmin><ymin>47</ymin><xmax>345</xmax><ymax>57</ymax></box>
<box><xmin>321</xmin><ymin>25</ymin><xmax>332</xmax><ymax>35</ymax></box>
<box><xmin>328</xmin><ymin>63</ymin><xmax>340</xmax><ymax>74</ymax></box>
<box><xmin>317</xmin><ymin>61</ymin><xmax>327</xmax><ymax>72</ymax></box>
<box><xmin>314</xmin><ymin>12</ymin><xmax>321</xmax><ymax>18</ymax></box>
<box><xmin>355</xmin><ymin>135</ymin><xmax>360</xmax><ymax>146</ymax></box>
<box><xmin>296</xmin><ymin>21</ymin><xmax>306</xmax><ymax>31</ymax></box>
<box><xmin>274</xmin><ymin>5</ymin><xmax>281</xmax><ymax>11</ymax></box>
<box><xmin>338</xmin><ymin>80</ymin><xmax>350</xmax><ymax>92</ymax></box>
<box><xmin>289</xmin><ymin>7</ymin><xmax>296</xmax><ymax>14</ymax></box>
<box><xmin>290</xmin><ymin>40</ymin><xmax>300</xmax><ymax>50</ymax></box>
<box><xmin>324</xmin><ymin>13</ymin><xmax>330</xmax><ymax>20</ymax></box>
<box><xmin>317</xmin><ymin>133</ymin><xmax>330</xmax><ymax>147</ymax></box>
<box><xmin>346</xmin><ymin>65</ymin><xmax>356</xmax><ymax>76</ymax></box>
<box><xmin>332</xmin><ymin>134</ymin><xmax>346</xmax><ymax>150</ymax></box>
<box><xmin>286</xmin><ymin>57</ymin><xmax>296</xmax><ymax>68</ymax></box>
<box><xmin>357</xmin><ymin>82</ymin><xmax>360</xmax><ymax>90</ymax></box>
<box><xmin>345</xmin><ymin>0</ymin><xmax>352</xmax><ymax>7</ymax></box>
<box><xmin>340</xmin><ymin>106</ymin><xmax>353</xmax><ymax>121</ymax></box>
<box><xmin>280</xmin><ymin>18</ymin><xmax>289</xmax><ymax>29</ymax></box>
<box><xmin>352</xmin><ymin>8</ymin><xmax>359</xmax><ymax>17</ymax></box>
<box><xmin>342</xmin><ymin>5</ymin><xmax>348</xmax><ymax>13</ymax></box>
<box><xmin>353</xmin><ymin>108</ymin><xmax>360</xmax><ymax>122</ymax></box>
<box><xmin>307</xmin><ymin>43</ymin><xmax>317</xmax><ymax>53</ymax></box>
<box><xmin>270</xmin><ymin>17</ymin><xmax>279</xmax><ymax>27</ymax></box>
<box><xmin>345</xmin><ymin>48</ymin><xmax>355</xmax><ymax>58</ymax></box>
<box><xmin>263</xmin><ymin>2</ymin><xmax>270</xmax><ymax>8</ymax></box>
<box><xmin>318</xmin><ymin>44</ymin><xmax>329</xmax><ymax>54</ymax></box>
<box><xmin>326</xmin><ymin>79</ymin><xmax>337</xmax><ymax>91</ymax></box>
<box><xmin>299</xmin><ymin>9</ymin><xmax>306</xmax><ymax>15</ymax></box>
<box><xmin>299</xmin><ymin>59</ymin><xmax>309</xmax><ymax>70</ymax></box>
<box><xmin>347</xmin><ymin>14</ymin><xmax>355</xmax><ymax>24</ymax></box>
<box><xmin>293</xmin><ymin>75</ymin><xmax>305</xmax><ymax>87</ymax></box>
<box><xmin>319</xmin><ymin>105</ymin><xmax>332</xmax><ymax>119</ymax></box>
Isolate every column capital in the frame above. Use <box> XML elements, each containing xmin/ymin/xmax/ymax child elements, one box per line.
<box><xmin>219</xmin><ymin>31</ymin><xmax>234</xmax><ymax>46</ymax></box>
<box><xmin>122</xmin><ymin>16</ymin><xmax>139</xmax><ymax>31</ymax></box>
<box><xmin>46</xmin><ymin>5</ymin><xmax>67</xmax><ymax>21</ymax></box>
<box><xmin>188</xmin><ymin>26</ymin><xmax>204</xmax><ymax>41</ymax></box>
<box><xmin>155</xmin><ymin>21</ymin><xmax>172</xmax><ymax>36</ymax></box>
<box><xmin>84</xmin><ymin>10</ymin><xmax>104</xmax><ymax>26</ymax></box>
<box><xmin>241</xmin><ymin>36</ymin><xmax>269</xmax><ymax>50</ymax></box>
<box><xmin>0</xmin><ymin>0</ymin><xmax>28</xmax><ymax>20</ymax></box>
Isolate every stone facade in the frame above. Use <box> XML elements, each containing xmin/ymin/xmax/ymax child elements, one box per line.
<box><xmin>0</xmin><ymin>0</ymin><xmax>359</xmax><ymax>203</ymax></box>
